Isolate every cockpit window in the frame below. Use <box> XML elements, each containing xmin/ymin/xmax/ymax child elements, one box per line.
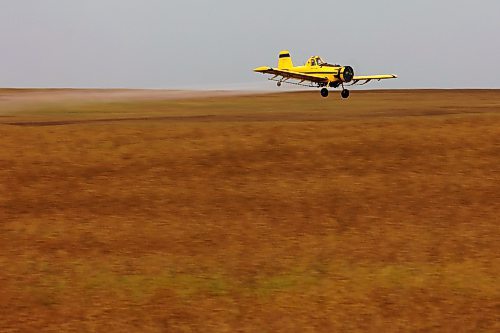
<box><xmin>311</xmin><ymin>59</ymin><xmax>316</xmax><ymax>66</ymax></box>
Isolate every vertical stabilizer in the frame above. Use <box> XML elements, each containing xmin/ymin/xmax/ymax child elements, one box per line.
<box><xmin>278</xmin><ymin>50</ymin><xmax>294</xmax><ymax>69</ymax></box>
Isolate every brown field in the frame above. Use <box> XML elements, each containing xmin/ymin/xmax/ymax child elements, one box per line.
<box><xmin>0</xmin><ymin>89</ymin><xmax>499</xmax><ymax>332</ymax></box>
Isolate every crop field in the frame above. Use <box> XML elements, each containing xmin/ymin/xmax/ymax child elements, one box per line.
<box><xmin>0</xmin><ymin>89</ymin><xmax>499</xmax><ymax>332</ymax></box>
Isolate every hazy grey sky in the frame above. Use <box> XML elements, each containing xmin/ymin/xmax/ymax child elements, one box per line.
<box><xmin>1</xmin><ymin>0</ymin><xmax>499</xmax><ymax>89</ymax></box>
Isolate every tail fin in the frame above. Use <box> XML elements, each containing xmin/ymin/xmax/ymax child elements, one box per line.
<box><xmin>278</xmin><ymin>50</ymin><xmax>294</xmax><ymax>69</ymax></box>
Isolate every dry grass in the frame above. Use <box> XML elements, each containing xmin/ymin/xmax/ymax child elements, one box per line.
<box><xmin>0</xmin><ymin>89</ymin><xmax>499</xmax><ymax>332</ymax></box>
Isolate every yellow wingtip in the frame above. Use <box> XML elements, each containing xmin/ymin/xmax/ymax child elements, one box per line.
<box><xmin>253</xmin><ymin>66</ymin><xmax>270</xmax><ymax>73</ymax></box>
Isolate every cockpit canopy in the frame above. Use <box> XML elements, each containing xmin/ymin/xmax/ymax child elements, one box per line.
<box><xmin>306</xmin><ymin>56</ymin><xmax>339</xmax><ymax>67</ymax></box>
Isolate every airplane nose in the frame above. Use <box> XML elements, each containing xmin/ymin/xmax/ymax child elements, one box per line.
<box><xmin>342</xmin><ymin>66</ymin><xmax>354</xmax><ymax>83</ymax></box>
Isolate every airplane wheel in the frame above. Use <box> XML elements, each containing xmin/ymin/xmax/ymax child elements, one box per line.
<box><xmin>320</xmin><ymin>88</ymin><xmax>329</xmax><ymax>98</ymax></box>
<box><xmin>277</xmin><ymin>82</ymin><xmax>282</xmax><ymax>87</ymax></box>
<box><xmin>341</xmin><ymin>89</ymin><xmax>350</xmax><ymax>99</ymax></box>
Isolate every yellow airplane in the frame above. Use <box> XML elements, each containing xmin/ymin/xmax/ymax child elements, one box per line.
<box><xmin>254</xmin><ymin>50</ymin><xmax>397</xmax><ymax>98</ymax></box>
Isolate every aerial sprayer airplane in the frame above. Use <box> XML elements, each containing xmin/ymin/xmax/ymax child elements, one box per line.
<box><xmin>254</xmin><ymin>50</ymin><xmax>397</xmax><ymax>98</ymax></box>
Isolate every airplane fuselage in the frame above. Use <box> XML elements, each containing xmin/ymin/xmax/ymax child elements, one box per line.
<box><xmin>283</xmin><ymin>64</ymin><xmax>354</xmax><ymax>87</ymax></box>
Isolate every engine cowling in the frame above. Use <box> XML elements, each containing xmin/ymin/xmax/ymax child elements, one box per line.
<box><xmin>339</xmin><ymin>66</ymin><xmax>354</xmax><ymax>83</ymax></box>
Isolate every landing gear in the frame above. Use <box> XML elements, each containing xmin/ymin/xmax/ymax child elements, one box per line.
<box><xmin>277</xmin><ymin>81</ymin><xmax>282</xmax><ymax>87</ymax></box>
<box><xmin>320</xmin><ymin>88</ymin><xmax>329</xmax><ymax>98</ymax></box>
<box><xmin>341</xmin><ymin>89</ymin><xmax>350</xmax><ymax>99</ymax></box>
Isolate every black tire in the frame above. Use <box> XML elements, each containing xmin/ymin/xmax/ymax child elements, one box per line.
<box><xmin>320</xmin><ymin>88</ymin><xmax>329</xmax><ymax>98</ymax></box>
<box><xmin>277</xmin><ymin>82</ymin><xmax>282</xmax><ymax>87</ymax></box>
<box><xmin>341</xmin><ymin>89</ymin><xmax>350</xmax><ymax>99</ymax></box>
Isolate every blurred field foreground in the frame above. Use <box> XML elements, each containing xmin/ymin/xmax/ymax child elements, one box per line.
<box><xmin>0</xmin><ymin>89</ymin><xmax>499</xmax><ymax>332</ymax></box>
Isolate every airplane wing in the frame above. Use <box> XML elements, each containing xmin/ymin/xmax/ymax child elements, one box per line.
<box><xmin>254</xmin><ymin>66</ymin><xmax>329</xmax><ymax>83</ymax></box>
<box><xmin>350</xmin><ymin>74</ymin><xmax>398</xmax><ymax>86</ymax></box>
